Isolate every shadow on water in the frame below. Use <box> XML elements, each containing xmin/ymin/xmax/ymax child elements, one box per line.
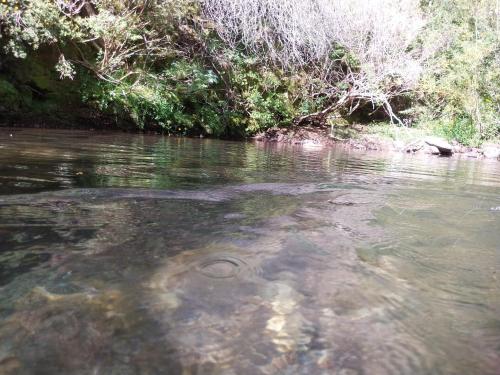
<box><xmin>0</xmin><ymin>128</ymin><xmax>499</xmax><ymax>374</ymax></box>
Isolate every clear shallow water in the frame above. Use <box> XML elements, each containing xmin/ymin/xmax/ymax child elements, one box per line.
<box><xmin>0</xmin><ymin>128</ymin><xmax>499</xmax><ymax>375</ymax></box>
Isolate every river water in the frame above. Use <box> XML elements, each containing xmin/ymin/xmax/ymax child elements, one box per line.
<box><xmin>0</xmin><ymin>128</ymin><xmax>499</xmax><ymax>375</ymax></box>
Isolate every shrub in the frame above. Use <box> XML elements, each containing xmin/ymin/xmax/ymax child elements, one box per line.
<box><xmin>418</xmin><ymin>0</ymin><xmax>500</xmax><ymax>140</ymax></box>
<box><xmin>0</xmin><ymin>0</ymin><xmax>498</xmax><ymax>141</ymax></box>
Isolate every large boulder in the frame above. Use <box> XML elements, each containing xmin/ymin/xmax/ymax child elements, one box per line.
<box><xmin>424</xmin><ymin>137</ymin><xmax>453</xmax><ymax>156</ymax></box>
<box><xmin>424</xmin><ymin>145</ymin><xmax>441</xmax><ymax>155</ymax></box>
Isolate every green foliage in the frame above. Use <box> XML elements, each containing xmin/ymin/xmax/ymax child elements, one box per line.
<box><xmin>81</xmin><ymin>54</ymin><xmax>307</xmax><ymax>136</ymax></box>
<box><xmin>419</xmin><ymin>0</ymin><xmax>500</xmax><ymax>143</ymax></box>
<box><xmin>1</xmin><ymin>0</ymin><xmax>309</xmax><ymax>136</ymax></box>
<box><xmin>1</xmin><ymin>0</ymin><xmax>77</xmax><ymax>58</ymax></box>
<box><xmin>0</xmin><ymin>0</ymin><xmax>498</xmax><ymax>142</ymax></box>
<box><xmin>227</xmin><ymin>52</ymin><xmax>299</xmax><ymax>133</ymax></box>
<box><xmin>82</xmin><ymin>61</ymin><xmax>223</xmax><ymax>134</ymax></box>
<box><xmin>328</xmin><ymin>44</ymin><xmax>360</xmax><ymax>70</ymax></box>
<box><xmin>433</xmin><ymin>117</ymin><xmax>479</xmax><ymax>146</ymax></box>
<box><xmin>0</xmin><ymin>78</ymin><xmax>21</xmax><ymax>110</ymax></box>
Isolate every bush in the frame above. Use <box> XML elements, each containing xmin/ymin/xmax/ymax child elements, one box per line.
<box><xmin>436</xmin><ymin>116</ymin><xmax>479</xmax><ymax>146</ymax></box>
<box><xmin>0</xmin><ymin>78</ymin><xmax>21</xmax><ymax>110</ymax></box>
<box><xmin>418</xmin><ymin>0</ymin><xmax>500</xmax><ymax>141</ymax></box>
<box><xmin>0</xmin><ymin>0</ymin><xmax>498</xmax><ymax>141</ymax></box>
<box><xmin>81</xmin><ymin>61</ymin><xmax>225</xmax><ymax>135</ymax></box>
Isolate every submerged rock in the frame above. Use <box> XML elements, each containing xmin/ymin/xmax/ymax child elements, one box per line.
<box><xmin>424</xmin><ymin>137</ymin><xmax>453</xmax><ymax>156</ymax></box>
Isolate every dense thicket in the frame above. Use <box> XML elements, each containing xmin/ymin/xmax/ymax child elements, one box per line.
<box><xmin>419</xmin><ymin>0</ymin><xmax>500</xmax><ymax>144</ymax></box>
<box><xmin>0</xmin><ymin>0</ymin><xmax>498</xmax><ymax>143</ymax></box>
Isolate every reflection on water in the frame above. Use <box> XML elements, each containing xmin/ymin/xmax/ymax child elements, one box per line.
<box><xmin>0</xmin><ymin>128</ymin><xmax>499</xmax><ymax>374</ymax></box>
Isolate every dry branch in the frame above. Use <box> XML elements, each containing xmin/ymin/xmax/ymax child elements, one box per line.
<box><xmin>202</xmin><ymin>0</ymin><xmax>425</xmax><ymax>123</ymax></box>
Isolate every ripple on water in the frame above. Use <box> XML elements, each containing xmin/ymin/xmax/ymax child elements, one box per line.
<box><xmin>1</xmin><ymin>130</ymin><xmax>499</xmax><ymax>374</ymax></box>
<box><xmin>197</xmin><ymin>256</ymin><xmax>247</xmax><ymax>279</ymax></box>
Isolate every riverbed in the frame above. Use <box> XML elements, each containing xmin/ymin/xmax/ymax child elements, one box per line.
<box><xmin>0</xmin><ymin>128</ymin><xmax>499</xmax><ymax>374</ymax></box>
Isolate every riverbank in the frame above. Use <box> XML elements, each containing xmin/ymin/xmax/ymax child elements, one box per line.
<box><xmin>254</xmin><ymin>123</ymin><xmax>500</xmax><ymax>160</ymax></box>
<box><xmin>2</xmin><ymin>121</ymin><xmax>500</xmax><ymax>160</ymax></box>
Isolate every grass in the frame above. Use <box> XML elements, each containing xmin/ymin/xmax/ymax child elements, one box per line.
<box><xmin>360</xmin><ymin>121</ymin><xmax>498</xmax><ymax>147</ymax></box>
<box><xmin>330</xmin><ymin>121</ymin><xmax>436</xmax><ymax>144</ymax></box>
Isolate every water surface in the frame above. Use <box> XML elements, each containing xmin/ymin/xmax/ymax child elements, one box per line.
<box><xmin>0</xmin><ymin>128</ymin><xmax>499</xmax><ymax>374</ymax></box>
